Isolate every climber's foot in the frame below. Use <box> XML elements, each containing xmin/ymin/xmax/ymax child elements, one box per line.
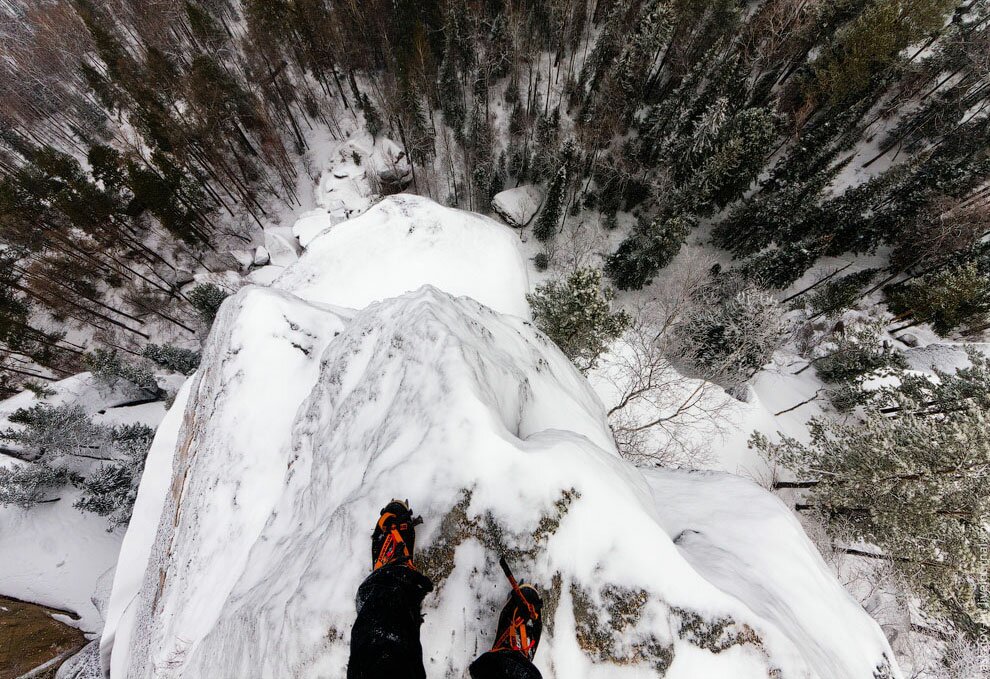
<box><xmin>490</xmin><ymin>582</ymin><xmax>543</xmax><ymax>661</ymax></box>
<box><xmin>371</xmin><ymin>499</ymin><xmax>422</xmax><ymax>570</ymax></box>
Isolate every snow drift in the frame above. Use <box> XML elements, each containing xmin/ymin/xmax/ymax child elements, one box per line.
<box><xmin>102</xmin><ymin>195</ymin><xmax>899</xmax><ymax>678</ymax></box>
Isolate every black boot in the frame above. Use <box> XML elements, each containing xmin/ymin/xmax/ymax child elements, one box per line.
<box><xmin>469</xmin><ymin>584</ymin><xmax>544</xmax><ymax>679</ymax></box>
<box><xmin>371</xmin><ymin>499</ymin><xmax>422</xmax><ymax>570</ymax></box>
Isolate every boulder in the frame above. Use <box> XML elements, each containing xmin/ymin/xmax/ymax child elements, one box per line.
<box><xmin>230</xmin><ymin>249</ymin><xmax>254</xmax><ymax>272</ymax></box>
<box><xmin>491</xmin><ymin>185</ymin><xmax>544</xmax><ymax>228</ymax></box>
<box><xmin>253</xmin><ymin>246</ymin><xmax>271</xmax><ymax>266</ymax></box>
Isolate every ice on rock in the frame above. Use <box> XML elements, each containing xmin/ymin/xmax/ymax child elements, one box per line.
<box><xmin>492</xmin><ymin>185</ymin><xmax>544</xmax><ymax>228</ymax></box>
<box><xmin>103</xmin><ymin>196</ymin><xmax>900</xmax><ymax>679</ymax></box>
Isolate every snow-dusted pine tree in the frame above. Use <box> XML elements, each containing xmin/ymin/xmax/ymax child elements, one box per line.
<box><xmin>527</xmin><ymin>267</ymin><xmax>629</xmax><ymax>373</ymax></box>
<box><xmin>533</xmin><ymin>166</ymin><xmax>568</xmax><ymax>243</ymax></box>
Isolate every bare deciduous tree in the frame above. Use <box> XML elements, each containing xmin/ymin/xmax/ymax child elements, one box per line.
<box><xmin>599</xmin><ymin>248</ymin><xmax>735</xmax><ymax>467</ymax></box>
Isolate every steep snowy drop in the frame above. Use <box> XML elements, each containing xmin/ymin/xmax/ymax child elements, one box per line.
<box><xmin>102</xmin><ymin>195</ymin><xmax>899</xmax><ymax>678</ymax></box>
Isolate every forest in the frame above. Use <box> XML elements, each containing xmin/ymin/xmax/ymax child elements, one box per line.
<box><xmin>0</xmin><ymin>0</ymin><xmax>988</xmax><ymax>675</ymax></box>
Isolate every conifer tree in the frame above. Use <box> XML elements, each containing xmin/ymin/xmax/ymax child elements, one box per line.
<box><xmin>753</xmin><ymin>353</ymin><xmax>990</xmax><ymax>634</ymax></box>
<box><xmin>527</xmin><ymin>267</ymin><xmax>630</xmax><ymax>373</ymax></box>
<box><xmin>533</xmin><ymin>166</ymin><xmax>567</xmax><ymax>242</ymax></box>
<box><xmin>887</xmin><ymin>262</ymin><xmax>990</xmax><ymax>336</ymax></box>
<box><xmin>605</xmin><ymin>212</ymin><xmax>692</xmax><ymax>290</ymax></box>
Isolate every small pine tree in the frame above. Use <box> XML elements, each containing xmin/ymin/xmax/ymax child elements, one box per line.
<box><xmin>74</xmin><ymin>422</ymin><xmax>155</xmax><ymax>529</ymax></box>
<box><xmin>673</xmin><ymin>282</ymin><xmax>786</xmax><ymax>392</ymax></box>
<box><xmin>814</xmin><ymin>323</ymin><xmax>907</xmax><ymax>384</ymax></box>
<box><xmin>808</xmin><ymin>268</ymin><xmax>879</xmax><ymax>316</ymax></box>
<box><xmin>753</xmin><ymin>353</ymin><xmax>990</xmax><ymax>634</ymax></box>
<box><xmin>438</xmin><ymin>53</ymin><xmax>466</xmax><ymax>134</ymax></box>
<box><xmin>6</xmin><ymin>403</ymin><xmax>113</xmax><ymax>458</ymax></box>
<box><xmin>887</xmin><ymin>262</ymin><xmax>990</xmax><ymax>336</ymax></box>
<box><xmin>0</xmin><ymin>403</ymin><xmax>155</xmax><ymax>527</ymax></box>
<box><xmin>188</xmin><ymin>283</ymin><xmax>229</xmax><ymax>326</ymax></box>
<box><xmin>533</xmin><ymin>167</ymin><xmax>567</xmax><ymax>242</ymax></box>
<box><xmin>360</xmin><ymin>93</ymin><xmax>383</xmax><ymax>138</ymax></box>
<box><xmin>86</xmin><ymin>348</ymin><xmax>160</xmax><ymax>396</ymax></box>
<box><xmin>740</xmin><ymin>243</ymin><xmax>819</xmax><ymax>290</ymax></box>
<box><xmin>142</xmin><ymin>344</ymin><xmax>201</xmax><ymax>375</ymax></box>
<box><xmin>605</xmin><ymin>212</ymin><xmax>692</xmax><ymax>290</ymax></box>
<box><xmin>527</xmin><ymin>267</ymin><xmax>630</xmax><ymax>372</ymax></box>
<box><xmin>0</xmin><ymin>463</ymin><xmax>71</xmax><ymax>508</ymax></box>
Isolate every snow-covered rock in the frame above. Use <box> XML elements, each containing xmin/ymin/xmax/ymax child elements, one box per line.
<box><xmin>492</xmin><ymin>185</ymin><xmax>544</xmax><ymax>228</ymax></box>
<box><xmin>103</xmin><ymin>196</ymin><xmax>899</xmax><ymax>679</ymax></box>
<box><xmin>246</xmin><ymin>265</ymin><xmax>285</xmax><ymax>286</ymax></box>
<box><xmin>896</xmin><ymin>332</ymin><xmax>920</xmax><ymax>347</ymax></box>
<box><xmin>253</xmin><ymin>246</ymin><xmax>270</xmax><ymax>266</ymax></box>
<box><xmin>277</xmin><ymin>194</ymin><xmax>531</xmax><ymax>318</ymax></box>
<box><xmin>367</xmin><ymin>138</ymin><xmax>412</xmax><ymax>191</ymax></box>
<box><xmin>292</xmin><ymin>209</ymin><xmax>334</xmax><ymax>249</ymax></box>
<box><xmin>229</xmin><ymin>249</ymin><xmax>254</xmax><ymax>272</ymax></box>
<box><xmin>262</xmin><ymin>231</ymin><xmax>298</xmax><ymax>267</ymax></box>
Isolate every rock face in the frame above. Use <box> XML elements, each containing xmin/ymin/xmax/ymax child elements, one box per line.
<box><xmin>491</xmin><ymin>185</ymin><xmax>544</xmax><ymax>228</ymax></box>
<box><xmin>102</xmin><ymin>196</ymin><xmax>900</xmax><ymax>679</ymax></box>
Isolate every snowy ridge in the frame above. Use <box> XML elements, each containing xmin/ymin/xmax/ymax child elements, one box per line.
<box><xmin>103</xmin><ymin>197</ymin><xmax>899</xmax><ymax>678</ymax></box>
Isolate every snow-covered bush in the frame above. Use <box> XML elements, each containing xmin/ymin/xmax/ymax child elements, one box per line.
<box><xmin>188</xmin><ymin>283</ymin><xmax>229</xmax><ymax>326</ymax></box>
<box><xmin>672</xmin><ymin>280</ymin><xmax>787</xmax><ymax>394</ymax></box>
<box><xmin>886</xmin><ymin>261</ymin><xmax>990</xmax><ymax>336</ymax></box>
<box><xmin>86</xmin><ymin>348</ymin><xmax>160</xmax><ymax>397</ymax></box>
<box><xmin>605</xmin><ymin>212</ymin><xmax>692</xmax><ymax>290</ymax></box>
<box><xmin>74</xmin><ymin>423</ymin><xmax>154</xmax><ymax>529</ymax></box>
<box><xmin>0</xmin><ymin>462</ymin><xmax>71</xmax><ymax>507</ymax></box>
<box><xmin>808</xmin><ymin>268</ymin><xmax>879</xmax><ymax>316</ymax></box>
<box><xmin>5</xmin><ymin>403</ymin><xmax>112</xmax><ymax>459</ymax></box>
<box><xmin>741</xmin><ymin>243</ymin><xmax>818</xmax><ymax>290</ymax></box>
<box><xmin>0</xmin><ymin>404</ymin><xmax>154</xmax><ymax>527</ymax></box>
<box><xmin>527</xmin><ymin>267</ymin><xmax>630</xmax><ymax>372</ymax></box>
<box><xmin>814</xmin><ymin>323</ymin><xmax>906</xmax><ymax>384</ymax></box>
<box><xmin>142</xmin><ymin>343</ymin><xmax>200</xmax><ymax>375</ymax></box>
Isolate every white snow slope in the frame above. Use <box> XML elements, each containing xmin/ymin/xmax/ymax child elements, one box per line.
<box><xmin>103</xmin><ymin>195</ymin><xmax>899</xmax><ymax>678</ymax></box>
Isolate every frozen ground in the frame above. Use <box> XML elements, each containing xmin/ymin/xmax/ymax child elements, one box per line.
<box><xmin>102</xmin><ymin>196</ymin><xmax>899</xmax><ymax>678</ymax></box>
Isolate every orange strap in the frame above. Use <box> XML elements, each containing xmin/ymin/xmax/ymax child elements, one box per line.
<box><xmin>492</xmin><ymin>614</ymin><xmax>536</xmax><ymax>654</ymax></box>
<box><xmin>374</xmin><ymin>514</ymin><xmax>413</xmax><ymax>570</ymax></box>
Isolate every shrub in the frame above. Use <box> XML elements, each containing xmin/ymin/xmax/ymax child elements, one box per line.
<box><xmin>527</xmin><ymin>267</ymin><xmax>630</xmax><ymax>372</ymax></box>
<box><xmin>887</xmin><ymin>262</ymin><xmax>990</xmax><ymax>336</ymax></box>
<box><xmin>0</xmin><ymin>404</ymin><xmax>155</xmax><ymax>527</ymax></box>
<box><xmin>74</xmin><ymin>423</ymin><xmax>155</xmax><ymax>528</ymax></box>
<box><xmin>808</xmin><ymin>268</ymin><xmax>878</xmax><ymax>315</ymax></box>
<box><xmin>86</xmin><ymin>347</ymin><xmax>160</xmax><ymax>397</ymax></box>
<box><xmin>0</xmin><ymin>463</ymin><xmax>71</xmax><ymax>508</ymax></box>
<box><xmin>142</xmin><ymin>343</ymin><xmax>201</xmax><ymax>374</ymax></box>
<box><xmin>673</xmin><ymin>282</ymin><xmax>787</xmax><ymax>392</ymax></box>
<box><xmin>188</xmin><ymin>283</ymin><xmax>229</xmax><ymax>326</ymax></box>
<box><xmin>814</xmin><ymin>324</ymin><xmax>907</xmax><ymax>384</ymax></box>
<box><xmin>753</xmin><ymin>353</ymin><xmax>990</xmax><ymax>634</ymax></box>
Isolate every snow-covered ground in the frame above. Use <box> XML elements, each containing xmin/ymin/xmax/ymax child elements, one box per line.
<box><xmin>0</xmin><ymin>375</ymin><xmax>168</xmax><ymax>634</ymax></box>
<box><xmin>101</xmin><ymin>196</ymin><xmax>899</xmax><ymax>678</ymax></box>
